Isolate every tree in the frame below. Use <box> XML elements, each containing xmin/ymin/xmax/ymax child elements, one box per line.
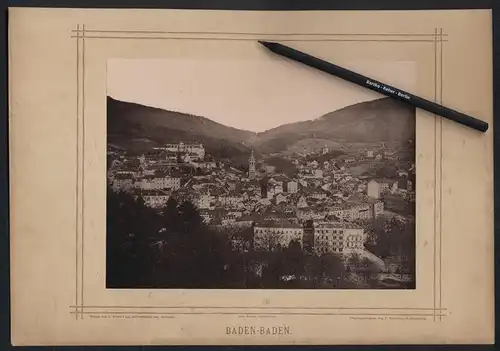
<box><xmin>162</xmin><ymin>196</ymin><xmax>179</xmax><ymax>233</ymax></box>
<box><xmin>320</xmin><ymin>253</ymin><xmax>346</xmax><ymax>286</ymax></box>
<box><xmin>304</xmin><ymin>254</ymin><xmax>323</xmax><ymax>288</ymax></box>
<box><xmin>259</xmin><ymin>232</ymin><xmax>280</xmax><ymax>252</ymax></box>
<box><xmin>178</xmin><ymin>200</ymin><xmax>202</xmax><ymax>232</ymax></box>
<box><xmin>284</xmin><ymin>240</ymin><xmax>305</xmax><ymax>278</ymax></box>
<box><xmin>106</xmin><ymin>188</ymin><xmax>161</xmax><ymax>287</ymax></box>
<box><xmin>261</xmin><ymin>250</ymin><xmax>286</xmax><ymax>288</ymax></box>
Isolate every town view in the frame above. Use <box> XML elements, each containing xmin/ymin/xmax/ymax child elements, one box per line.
<box><xmin>106</xmin><ymin>96</ymin><xmax>416</xmax><ymax>289</ymax></box>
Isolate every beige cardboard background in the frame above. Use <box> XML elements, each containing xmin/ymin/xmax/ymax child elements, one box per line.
<box><xmin>9</xmin><ymin>8</ymin><xmax>493</xmax><ymax>345</ymax></box>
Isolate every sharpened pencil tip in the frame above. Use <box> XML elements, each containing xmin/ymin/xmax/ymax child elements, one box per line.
<box><xmin>258</xmin><ymin>40</ymin><xmax>275</xmax><ymax>49</ymax></box>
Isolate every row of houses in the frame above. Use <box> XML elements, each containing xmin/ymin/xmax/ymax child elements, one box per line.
<box><xmin>296</xmin><ymin>200</ymin><xmax>384</xmax><ymax>222</ymax></box>
<box><xmin>367</xmin><ymin>178</ymin><xmax>413</xmax><ymax>199</ymax></box>
<box><xmin>152</xmin><ymin>142</ymin><xmax>205</xmax><ymax>160</ymax></box>
<box><xmin>111</xmin><ymin>173</ymin><xmax>182</xmax><ymax>193</ymax></box>
<box><xmin>251</xmin><ymin>220</ymin><xmax>365</xmax><ymax>255</ymax></box>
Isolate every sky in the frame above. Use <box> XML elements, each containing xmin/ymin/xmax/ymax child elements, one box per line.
<box><xmin>107</xmin><ymin>58</ymin><xmax>416</xmax><ymax>133</ymax></box>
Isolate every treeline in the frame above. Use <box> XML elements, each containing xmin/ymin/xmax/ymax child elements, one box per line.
<box><xmin>107</xmin><ymin>188</ymin><xmax>230</xmax><ymax>288</ymax></box>
<box><xmin>107</xmin><ymin>189</ymin><xmax>369</xmax><ymax>289</ymax></box>
<box><xmin>107</xmin><ymin>188</ymin><xmax>414</xmax><ymax>289</ymax></box>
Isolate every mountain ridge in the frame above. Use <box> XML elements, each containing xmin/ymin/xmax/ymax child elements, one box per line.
<box><xmin>107</xmin><ymin>96</ymin><xmax>415</xmax><ymax>157</ymax></box>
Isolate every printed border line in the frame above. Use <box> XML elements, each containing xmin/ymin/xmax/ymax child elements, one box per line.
<box><xmin>433</xmin><ymin>28</ymin><xmax>438</xmax><ymax>322</ymax></box>
<box><xmin>69</xmin><ymin>305</ymin><xmax>447</xmax><ymax>310</ymax></box>
<box><xmin>72</xmin><ymin>26</ymin><xmax>443</xmax><ymax>318</ymax></box>
<box><xmin>75</xmin><ymin>24</ymin><xmax>87</xmax><ymax>320</ymax></box>
<box><xmin>69</xmin><ymin>36</ymin><xmax>447</xmax><ymax>42</ymax></box>
<box><xmin>75</xmin><ymin>23</ymin><xmax>80</xmax><ymax>321</ymax></box>
<box><xmin>69</xmin><ymin>311</ymin><xmax>447</xmax><ymax>317</ymax></box>
<box><xmin>71</xmin><ymin>29</ymin><xmax>448</xmax><ymax>36</ymax></box>
<box><xmin>81</xmin><ymin>23</ymin><xmax>86</xmax><ymax>320</ymax></box>
<box><xmin>439</xmin><ymin>27</ymin><xmax>444</xmax><ymax>323</ymax></box>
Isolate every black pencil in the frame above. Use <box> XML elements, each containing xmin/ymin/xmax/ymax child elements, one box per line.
<box><xmin>258</xmin><ymin>40</ymin><xmax>488</xmax><ymax>133</ymax></box>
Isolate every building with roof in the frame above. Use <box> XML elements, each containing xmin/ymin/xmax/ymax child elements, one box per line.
<box><xmin>135</xmin><ymin>175</ymin><xmax>181</xmax><ymax>191</ymax></box>
<box><xmin>234</xmin><ymin>214</ymin><xmax>260</xmax><ymax>229</ymax></box>
<box><xmin>274</xmin><ymin>193</ymin><xmax>288</xmax><ymax>205</ymax></box>
<box><xmin>155</xmin><ymin>142</ymin><xmax>205</xmax><ymax>160</ymax></box>
<box><xmin>197</xmin><ymin>192</ymin><xmax>215</xmax><ymax>210</ymax></box>
<box><xmin>218</xmin><ymin>194</ymin><xmax>243</xmax><ymax>208</ymax></box>
<box><xmin>253</xmin><ymin>221</ymin><xmax>304</xmax><ymax>251</ymax></box>
<box><xmin>286</xmin><ymin>180</ymin><xmax>298</xmax><ymax>194</ymax></box>
<box><xmin>111</xmin><ymin>174</ymin><xmax>134</xmax><ymax>192</ymax></box>
<box><xmin>141</xmin><ymin>190</ymin><xmax>171</xmax><ymax>209</ymax></box>
<box><xmin>313</xmin><ymin>222</ymin><xmax>365</xmax><ymax>255</ymax></box>
<box><xmin>367</xmin><ymin>179</ymin><xmax>398</xmax><ymax>199</ymax></box>
<box><xmin>199</xmin><ymin>209</ymin><xmax>215</xmax><ymax>224</ymax></box>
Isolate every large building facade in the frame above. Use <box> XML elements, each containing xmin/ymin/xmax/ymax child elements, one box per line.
<box><xmin>253</xmin><ymin>221</ymin><xmax>304</xmax><ymax>251</ymax></box>
<box><xmin>253</xmin><ymin>220</ymin><xmax>366</xmax><ymax>255</ymax></box>
<box><xmin>313</xmin><ymin>222</ymin><xmax>365</xmax><ymax>255</ymax></box>
<box><xmin>154</xmin><ymin>142</ymin><xmax>205</xmax><ymax>160</ymax></box>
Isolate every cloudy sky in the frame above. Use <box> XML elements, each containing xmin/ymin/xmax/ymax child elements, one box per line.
<box><xmin>108</xmin><ymin>58</ymin><xmax>415</xmax><ymax>132</ymax></box>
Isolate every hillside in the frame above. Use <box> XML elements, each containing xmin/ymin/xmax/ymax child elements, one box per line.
<box><xmin>107</xmin><ymin>96</ymin><xmax>256</xmax><ymax>163</ymax></box>
<box><xmin>253</xmin><ymin>97</ymin><xmax>415</xmax><ymax>153</ymax></box>
<box><xmin>108</xmin><ymin>96</ymin><xmax>255</xmax><ymax>142</ymax></box>
<box><xmin>107</xmin><ymin>96</ymin><xmax>415</xmax><ymax>159</ymax></box>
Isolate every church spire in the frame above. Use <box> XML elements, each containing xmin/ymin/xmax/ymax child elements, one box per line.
<box><xmin>248</xmin><ymin>149</ymin><xmax>256</xmax><ymax>179</ymax></box>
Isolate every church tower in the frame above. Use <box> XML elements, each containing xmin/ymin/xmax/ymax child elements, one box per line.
<box><xmin>248</xmin><ymin>150</ymin><xmax>256</xmax><ymax>179</ymax></box>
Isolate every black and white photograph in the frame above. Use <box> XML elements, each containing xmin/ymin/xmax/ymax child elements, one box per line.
<box><xmin>106</xmin><ymin>58</ymin><xmax>416</xmax><ymax>290</ymax></box>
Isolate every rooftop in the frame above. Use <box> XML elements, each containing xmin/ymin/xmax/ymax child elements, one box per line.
<box><xmin>254</xmin><ymin>220</ymin><xmax>302</xmax><ymax>229</ymax></box>
<box><xmin>315</xmin><ymin>222</ymin><xmax>363</xmax><ymax>229</ymax></box>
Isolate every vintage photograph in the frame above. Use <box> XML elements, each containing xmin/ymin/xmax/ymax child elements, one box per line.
<box><xmin>106</xmin><ymin>59</ymin><xmax>416</xmax><ymax>290</ymax></box>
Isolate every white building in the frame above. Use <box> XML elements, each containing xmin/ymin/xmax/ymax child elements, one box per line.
<box><xmin>165</xmin><ymin>176</ymin><xmax>181</xmax><ymax>190</ymax></box>
<box><xmin>372</xmin><ymin>200</ymin><xmax>384</xmax><ymax>217</ymax></box>
<box><xmin>275</xmin><ymin>193</ymin><xmax>288</xmax><ymax>205</ymax></box>
<box><xmin>197</xmin><ymin>193</ymin><xmax>215</xmax><ymax>210</ymax></box>
<box><xmin>367</xmin><ymin>180</ymin><xmax>381</xmax><ymax>199</ymax></box>
<box><xmin>218</xmin><ymin>195</ymin><xmax>243</xmax><ymax>208</ymax></box>
<box><xmin>135</xmin><ymin>175</ymin><xmax>181</xmax><ymax>191</ymax></box>
<box><xmin>253</xmin><ymin>221</ymin><xmax>304</xmax><ymax>251</ymax></box>
<box><xmin>297</xmin><ymin>196</ymin><xmax>308</xmax><ymax>208</ymax></box>
<box><xmin>112</xmin><ymin>174</ymin><xmax>134</xmax><ymax>192</ymax></box>
<box><xmin>287</xmin><ymin>181</ymin><xmax>298</xmax><ymax>194</ymax></box>
<box><xmin>329</xmin><ymin>200</ymin><xmax>384</xmax><ymax>221</ymax></box>
<box><xmin>141</xmin><ymin>191</ymin><xmax>170</xmax><ymax>209</ymax></box>
<box><xmin>367</xmin><ymin>179</ymin><xmax>398</xmax><ymax>199</ymax></box>
<box><xmin>314</xmin><ymin>222</ymin><xmax>365</xmax><ymax>255</ymax></box>
<box><xmin>156</xmin><ymin>142</ymin><xmax>205</xmax><ymax>160</ymax></box>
